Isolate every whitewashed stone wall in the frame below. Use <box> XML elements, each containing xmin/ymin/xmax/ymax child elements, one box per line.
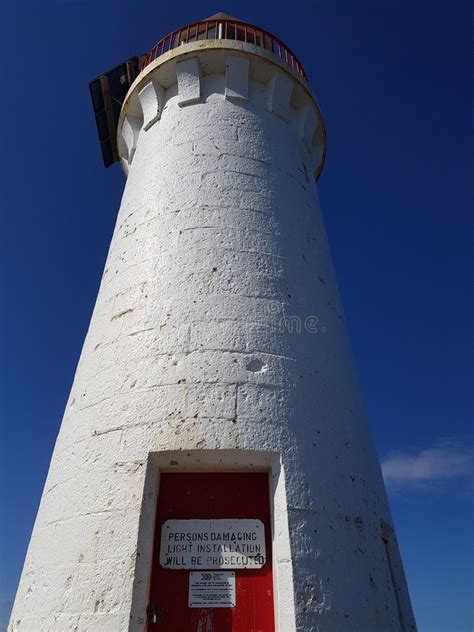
<box><xmin>9</xmin><ymin>43</ymin><xmax>416</xmax><ymax>631</ymax></box>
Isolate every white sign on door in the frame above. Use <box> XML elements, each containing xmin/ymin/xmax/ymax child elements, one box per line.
<box><xmin>159</xmin><ymin>519</ymin><xmax>266</xmax><ymax>569</ymax></box>
<box><xmin>188</xmin><ymin>571</ymin><xmax>236</xmax><ymax>608</ymax></box>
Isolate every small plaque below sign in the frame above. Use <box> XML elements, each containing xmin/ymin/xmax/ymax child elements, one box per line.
<box><xmin>189</xmin><ymin>571</ymin><xmax>236</xmax><ymax>608</ymax></box>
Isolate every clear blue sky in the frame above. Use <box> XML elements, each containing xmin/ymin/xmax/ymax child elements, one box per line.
<box><xmin>0</xmin><ymin>0</ymin><xmax>472</xmax><ymax>630</ymax></box>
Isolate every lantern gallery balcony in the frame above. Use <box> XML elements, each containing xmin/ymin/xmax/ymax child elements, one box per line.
<box><xmin>141</xmin><ymin>14</ymin><xmax>307</xmax><ymax>80</ymax></box>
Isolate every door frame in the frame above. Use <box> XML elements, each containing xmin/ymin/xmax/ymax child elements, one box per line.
<box><xmin>128</xmin><ymin>450</ymin><xmax>297</xmax><ymax>632</ymax></box>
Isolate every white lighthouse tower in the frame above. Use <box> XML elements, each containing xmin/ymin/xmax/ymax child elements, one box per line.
<box><xmin>10</xmin><ymin>14</ymin><xmax>416</xmax><ymax>632</ymax></box>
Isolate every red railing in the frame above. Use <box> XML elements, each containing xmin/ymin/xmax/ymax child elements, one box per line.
<box><xmin>140</xmin><ymin>19</ymin><xmax>307</xmax><ymax>81</ymax></box>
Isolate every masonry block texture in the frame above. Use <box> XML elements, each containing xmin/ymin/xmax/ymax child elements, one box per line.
<box><xmin>9</xmin><ymin>42</ymin><xmax>416</xmax><ymax>631</ymax></box>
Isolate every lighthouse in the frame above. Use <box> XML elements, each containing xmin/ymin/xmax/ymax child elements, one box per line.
<box><xmin>9</xmin><ymin>14</ymin><xmax>416</xmax><ymax>631</ymax></box>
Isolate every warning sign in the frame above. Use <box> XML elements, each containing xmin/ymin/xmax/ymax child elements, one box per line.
<box><xmin>188</xmin><ymin>571</ymin><xmax>236</xmax><ymax>608</ymax></box>
<box><xmin>160</xmin><ymin>519</ymin><xmax>266</xmax><ymax>569</ymax></box>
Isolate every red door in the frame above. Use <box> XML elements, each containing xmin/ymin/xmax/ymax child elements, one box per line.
<box><xmin>148</xmin><ymin>472</ymin><xmax>275</xmax><ymax>631</ymax></box>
